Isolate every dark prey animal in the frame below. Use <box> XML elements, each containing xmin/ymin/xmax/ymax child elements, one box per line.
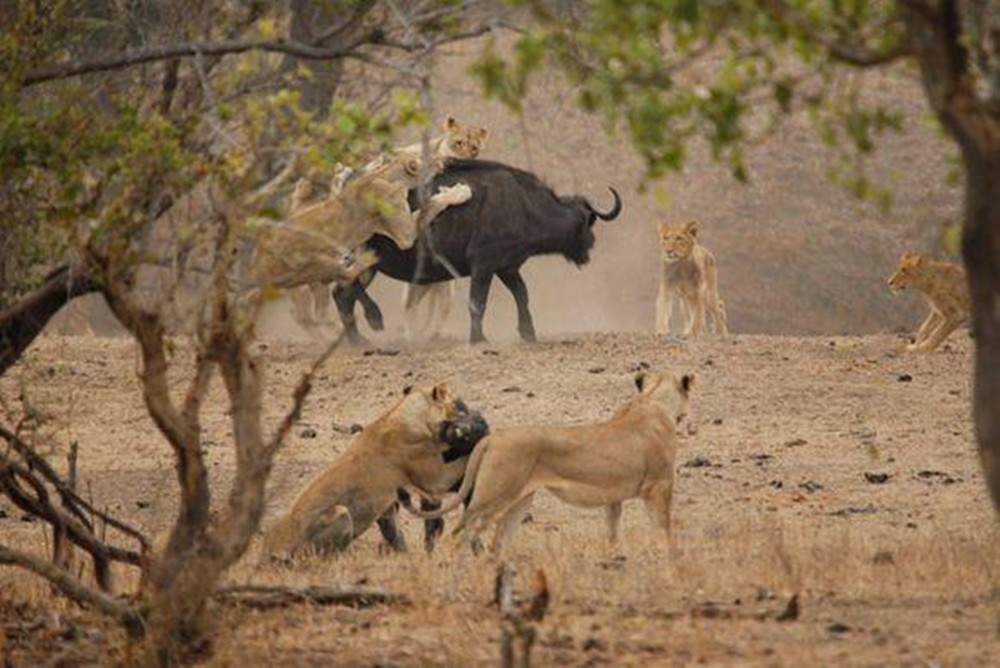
<box><xmin>377</xmin><ymin>398</ymin><xmax>490</xmax><ymax>553</ymax></box>
<box><xmin>333</xmin><ymin>159</ymin><xmax>622</xmax><ymax>344</ymax></box>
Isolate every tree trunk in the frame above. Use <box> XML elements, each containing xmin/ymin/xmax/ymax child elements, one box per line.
<box><xmin>960</xmin><ymin>144</ymin><xmax>1000</xmax><ymax>512</ymax></box>
<box><xmin>900</xmin><ymin>0</ymin><xmax>1000</xmax><ymax>513</ymax></box>
<box><xmin>0</xmin><ymin>262</ymin><xmax>97</xmax><ymax>375</ymax></box>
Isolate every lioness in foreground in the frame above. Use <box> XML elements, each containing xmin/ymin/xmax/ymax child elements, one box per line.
<box><xmin>262</xmin><ymin>383</ymin><xmax>479</xmax><ymax>558</ymax></box>
<box><xmin>417</xmin><ymin>371</ymin><xmax>694</xmax><ymax>555</ymax></box>
<box><xmin>656</xmin><ymin>220</ymin><xmax>728</xmax><ymax>339</ymax></box>
<box><xmin>887</xmin><ymin>252</ymin><xmax>970</xmax><ymax>352</ymax></box>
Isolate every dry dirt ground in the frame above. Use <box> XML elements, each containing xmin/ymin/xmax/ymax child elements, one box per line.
<box><xmin>1</xmin><ymin>330</ymin><xmax>997</xmax><ymax>666</ymax></box>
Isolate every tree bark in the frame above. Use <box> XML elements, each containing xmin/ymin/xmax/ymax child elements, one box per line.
<box><xmin>0</xmin><ymin>262</ymin><xmax>97</xmax><ymax>376</ymax></box>
<box><xmin>901</xmin><ymin>0</ymin><xmax>1000</xmax><ymax>512</ymax></box>
<box><xmin>960</xmin><ymin>142</ymin><xmax>1000</xmax><ymax>512</ymax></box>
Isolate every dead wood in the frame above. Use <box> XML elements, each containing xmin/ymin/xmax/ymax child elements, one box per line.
<box><xmin>214</xmin><ymin>584</ymin><xmax>409</xmax><ymax>610</ymax></box>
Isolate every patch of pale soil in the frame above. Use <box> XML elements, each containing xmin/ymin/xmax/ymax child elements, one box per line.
<box><xmin>1</xmin><ymin>332</ymin><xmax>997</xmax><ymax>666</ymax></box>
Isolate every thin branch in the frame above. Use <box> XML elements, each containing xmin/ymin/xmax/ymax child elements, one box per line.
<box><xmin>20</xmin><ymin>7</ymin><xmax>508</xmax><ymax>89</ymax></box>
<box><xmin>21</xmin><ymin>32</ymin><xmax>384</xmax><ymax>87</ymax></box>
<box><xmin>215</xmin><ymin>583</ymin><xmax>408</xmax><ymax>609</ymax></box>
<box><xmin>0</xmin><ymin>546</ymin><xmax>144</xmax><ymax>637</ymax></box>
<box><xmin>0</xmin><ymin>457</ymin><xmax>142</xmax><ymax>569</ymax></box>
<box><xmin>0</xmin><ymin>423</ymin><xmax>149</xmax><ymax>548</ymax></box>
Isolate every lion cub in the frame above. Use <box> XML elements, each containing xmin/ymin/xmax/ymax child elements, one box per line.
<box><xmin>887</xmin><ymin>252</ymin><xmax>969</xmax><ymax>352</ymax></box>
<box><xmin>655</xmin><ymin>220</ymin><xmax>728</xmax><ymax>339</ymax></box>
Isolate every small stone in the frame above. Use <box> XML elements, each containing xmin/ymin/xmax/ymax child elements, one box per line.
<box><xmin>300</xmin><ymin>427</ymin><xmax>318</xmax><ymax>439</ymax></box>
<box><xmin>588</xmin><ymin>366</ymin><xmax>606</xmax><ymax>374</ymax></box>
<box><xmin>683</xmin><ymin>456</ymin><xmax>712</xmax><ymax>468</ymax></box>
<box><xmin>897</xmin><ymin>373</ymin><xmax>913</xmax><ymax>382</ymax></box>
<box><xmin>873</xmin><ymin>551</ymin><xmax>895</xmax><ymax>565</ymax></box>
<box><xmin>864</xmin><ymin>472</ymin><xmax>891</xmax><ymax>484</ymax></box>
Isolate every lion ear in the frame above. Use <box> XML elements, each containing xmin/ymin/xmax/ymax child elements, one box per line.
<box><xmin>431</xmin><ymin>383</ymin><xmax>449</xmax><ymax>402</ymax></box>
<box><xmin>678</xmin><ymin>373</ymin><xmax>695</xmax><ymax>395</ymax></box>
<box><xmin>477</xmin><ymin>127</ymin><xmax>488</xmax><ymax>142</ymax></box>
<box><xmin>444</xmin><ymin>116</ymin><xmax>459</xmax><ymax>131</ymax></box>
<box><xmin>684</xmin><ymin>220</ymin><xmax>699</xmax><ymax>237</ymax></box>
<box><xmin>656</xmin><ymin>221</ymin><xmax>669</xmax><ymax>235</ymax></box>
<box><xmin>634</xmin><ymin>372</ymin><xmax>648</xmax><ymax>393</ymax></box>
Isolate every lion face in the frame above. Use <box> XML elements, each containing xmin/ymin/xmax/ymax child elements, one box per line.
<box><xmin>634</xmin><ymin>371</ymin><xmax>694</xmax><ymax>426</ymax></box>
<box><xmin>442</xmin><ymin>116</ymin><xmax>488</xmax><ymax>159</ymax></box>
<box><xmin>888</xmin><ymin>252</ymin><xmax>927</xmax><ymax>293</ymax></box>
<box><xmin>658</xmin><ymin>221</ymin><xmax>698</xmax><ymax>263</ymax></box>
<box><xmin>397</xmin><ymin>382</ymin><xmax>468</xmax><ymax>448</ymax></box>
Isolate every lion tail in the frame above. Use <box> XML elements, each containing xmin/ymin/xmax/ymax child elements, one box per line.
<box><xmin>403</xmin><ymin>438</ymin><xmax>489</xmax><ymax>520</ymax></box>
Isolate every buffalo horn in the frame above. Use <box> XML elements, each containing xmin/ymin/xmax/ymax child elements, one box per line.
<box><xmin>590</xmin><ymin>187</ymin><xmax>622</xmax><ymax>221</ymax></box>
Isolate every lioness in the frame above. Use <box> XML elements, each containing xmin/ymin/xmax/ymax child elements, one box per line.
<box><xmin>416</xmin><ymin>371</ymin><xmax>694</xmax><ymax>555</ymax></box>
<box><xmin>655</xmin><ymin>220</ymin><xmax>728</xmax><ymax>339</ymax></box>
<box><xmin>887</xmin><ymin>252</ymin><xmax>970</xmax><ymax>352</ymax></box>
<box><xmin>287</xmin><ymin>116</ymin><xmax>488</xmax><ymax>338</ymax></box>
<box><xmin>262</xmin><ymin>382</ymin><xmax>477</xmax><ymax>558</ymax></box>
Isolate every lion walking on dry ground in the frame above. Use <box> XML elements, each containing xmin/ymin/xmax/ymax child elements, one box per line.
<box><xmin>887</xmin><ymin>252</ymin><xmax>969</xmax><ymax>352</ymax></box>
<box><xmin>414</xmin><ymin>371</ymin><xmax>694</xmax><ymax>556</ymax></box>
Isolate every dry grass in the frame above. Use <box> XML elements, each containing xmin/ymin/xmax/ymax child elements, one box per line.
<box><xmin>1</xmin><ymin>332</ymin><xmax>998</xmax><ymax>666</ymax></box>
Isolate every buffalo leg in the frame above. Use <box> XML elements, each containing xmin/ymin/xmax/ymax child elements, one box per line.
<box><xmin>420</xmin><ymin>497</ymin><xmax>446</xmax><ymax>554</ymax></box>
<box><xmin>333</xmin><ymin>271</ymin><xmax>380</xmax><ymax>345</ymax></box>
<box><xmin>357</xmin><ymin>288</ymin><xmax>385</xmax><ymax>331</ymax></box>
<box><xmin>497</xmin><ymin>268</ymin><xmax>537</xmax><ymax>342</ymax></box>
<box><xmin>376</xmin><ymin>502</ymin><xmax>408</xmax><ymax>553</ymax></box>
<box><xmin>468</xmin><ymin>270</ymin><xmax>494</xmax><ymax>344</ymax></box>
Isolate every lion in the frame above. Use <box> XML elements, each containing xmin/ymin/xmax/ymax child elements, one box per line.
<box><xmin>887</xmin><ymin>252</ymin><xmax>970</xmax><ymax>352</ymax></box>
<box><xmin>286</xmin><ymin>116</ymin><xmax>487</xmax><ymax>339</ymax></box>
<box><xmin>262</xmin><ymin>382</ymin><xmax>479</xmax><ymax>558</ymax></box>
<box><xmin>412</xmin><ymin>371</ymin><xmax>694</xmax><ymax>556</ymax></box>
<box><xmin>248</xmin><ymin>152</ymin><xmax>471</xmax><ymax>336</ymax></box>
<box><xmin>655</xmin><ymin>220</ymin><xmax>728</xmax><ymax>339</ymax></box>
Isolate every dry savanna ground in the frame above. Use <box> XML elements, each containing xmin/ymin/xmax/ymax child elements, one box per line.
<box><xmin>1</xmin><ymin>330</ymin><xmax>998</xmax><ymax>666</ymax></box>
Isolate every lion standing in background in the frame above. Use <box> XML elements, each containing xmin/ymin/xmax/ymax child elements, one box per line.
<box><xmin>655</xmin><ymin>220</ymin><xmax>728</xmax><ymax>339</ymax></box>
<box><xmin>887</xmin><ymin>252</ymin><xmax>969</xmax><ymax>352</ymax></box>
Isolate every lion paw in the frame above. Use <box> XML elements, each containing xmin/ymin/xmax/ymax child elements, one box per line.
<box><xmin>435</xmin><ymin>182</ymin><xmax>472</xmax><ymax>206</ymax></box>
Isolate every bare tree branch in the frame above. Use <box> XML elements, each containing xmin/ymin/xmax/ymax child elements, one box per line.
<box><xmin>20</xmin><ymin>15</ymin><xmax>499</xmax><ymax>88</ymax></box>
<box><xmin>0</xmin><ymin>423</ymin><xmax>149</xmax><ymax>550</ymax></box>
<box><xmin>21</xmin><ymin>34</ymin><xmax>379</xmax><ymax>86</ymax></box>
<box><xmin>215</xmin><ymin>583</ymin><xmax>408</xmax><ymax>609</ymax></box>
<box><xmin>0</xmin><ymin>546</ymin><xmax>144</xmax><ymax>637</ymax></box>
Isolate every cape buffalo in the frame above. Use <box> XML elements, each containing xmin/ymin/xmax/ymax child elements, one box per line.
<box><xmin>333</xmin><ymin>159</ymin><xmax>622</xmax><ymax>344</ymax></box>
